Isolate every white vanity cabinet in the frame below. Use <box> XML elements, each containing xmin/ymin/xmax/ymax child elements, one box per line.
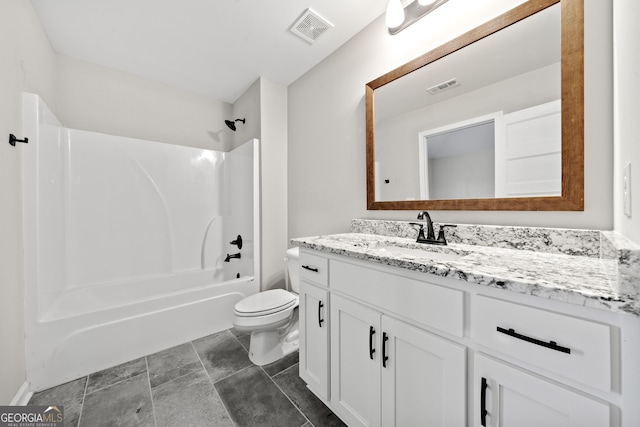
<box><xmin>330</xmin><ymin>295</ymin><xmax>466</xmax><ymax>427</ymax></box>
<box><xmin>298</xmin><ymin>251</ymin><xmax>330</xmax><ymax>400</ymax></box>
<box><xmin>330</xmin><ymin>294</ymin><xmax>382</xmax><ymax>427</ymax></box>
<box><xmin>300</xmin><ymin>249</ymin><xmax>467</xmax><ymax>427</ymax></box>
<box><xmin>297</xmin><ymin>247</ymin><xmax>638</xmax><ymax>427</ymax></box>
<box><xmin>473</xmin><ymin>354</ymin><xmax>609</xmax><ymax>427</ymax></box>
<box><xmin>299</xmin><ymin>280</ymin><xmax>329</xmax><ymax>400</ymax></box>
<box><xmin>471</xmin><ymin>295</ymin><xmax>613</xmax><ymax>427</ymax></box>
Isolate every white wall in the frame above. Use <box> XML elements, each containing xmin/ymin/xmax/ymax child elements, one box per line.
<box><xmin>613</xmin><ymin>0</ymin><xmax>640</xmax><ymax>244</ymax></box>
<box><xmin>228</xmin><ymin>78</ymin><xmax>288</xmax><ymax>290</ymax></box>
<box><xmin>0</xmin><ymin>0</ymin><xmax>56</xmax><ymax>404</ymax></box>
<box><xmin>258</xmin><ymin>79</ymin><xmax>288</xmax><ymax>290</ymax></box>
<box><xmin>288</xmin><ymin>0</ymin><xmax>614</xmax><ymax>239</ymax></box>
<box><xmin>55</xmin><ymin>55</ymin><xmax>232</xmax><ymax>151</ymax></box>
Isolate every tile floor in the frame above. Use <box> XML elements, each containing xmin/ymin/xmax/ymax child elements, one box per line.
<box><xmin>28</xmin><ymin>328</ymin><xmax>346</xmax><ymax>427</ymax></box>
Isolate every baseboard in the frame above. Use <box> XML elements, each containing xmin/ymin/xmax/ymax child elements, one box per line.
<box><xmin>9</xmin><ymin>382</ymin><xmax>32</xmax><ymax>406</ymax></box>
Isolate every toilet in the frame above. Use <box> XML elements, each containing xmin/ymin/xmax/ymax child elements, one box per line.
<box><xmin>232</xmin><ymin>247</ymin><xmax>300</xmax><ymax>365</ymax></box>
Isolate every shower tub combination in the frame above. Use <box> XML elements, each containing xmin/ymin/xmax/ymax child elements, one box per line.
<box><xmin>22</xmin><ymin>93</ymin><xmax>260</xmax><ymax>391</ymax></box>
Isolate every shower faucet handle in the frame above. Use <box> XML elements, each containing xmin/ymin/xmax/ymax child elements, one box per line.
<box><xmin>230</xmin><ymin>235</ymin><xmax>243</xmax><ymax>250</ymax></box>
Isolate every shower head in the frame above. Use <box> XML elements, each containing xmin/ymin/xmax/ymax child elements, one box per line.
<box><xmin>225</xmin><ymin>118</ymin><xmax>246</xmax><ymax>131</ymax></box>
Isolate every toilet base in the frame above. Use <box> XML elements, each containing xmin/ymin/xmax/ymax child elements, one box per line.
<box><xmin>248</xmin><ymin>320</ymin><xmax>299</xmax><ymax>366</ymax></box>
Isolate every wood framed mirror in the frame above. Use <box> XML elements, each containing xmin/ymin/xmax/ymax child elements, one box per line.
<box><xmin>366</xmin><ymin>0</ymin><xmax>583</xmax><ymax>211</ymax></box>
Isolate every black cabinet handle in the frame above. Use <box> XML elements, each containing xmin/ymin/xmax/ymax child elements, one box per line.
<box><xmin>496</xmin><ymin>327</ymin><xmax>571</xmax><ymax>354</ymax></box>
<box><xmin>382</xmin><ymin>332</ymin><xmax>389</xmax><ymax>368</ymax></box>
<box><xmin>480</xmin><ymin>377</ymin><xmax>488</xmax><ymax>426</ymax></box>
<box><xmin>369</xmin><ymin>326</ymin><xmax>376</xmax><ymax>360</ymax></box>
<box><xmin>318</xmin><ymin>301</ymin><xmax>324</xmax><ymax>327</ymax></box>
<box><xmin>302</xmin><ymin>265</ymin><xmax>319</xmax><ymax>273</ymax></box>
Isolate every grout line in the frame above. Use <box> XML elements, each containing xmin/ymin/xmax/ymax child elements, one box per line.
<box><xmin>144</xmin><ymin>356</ymin><xmax>158</xmax><ymax>427</ymax></box>
<box><xmin>261</xmin><ymin>361</ymin><xmax>312</xmax><ymax>427</ymax></box>
<box><xmin>76</xmin><ymin>376</ymin><xmax>89</xmax><ymax>427</ymax></box>
<box><xmin>83</xmin><ymin>371</ymin><xmax>147</xmax><ymax>396</ymax></box>
<box><xmin>271</xmin><ymin>361</ymin><xmax>300</xmax><ymax>379</ymax></box>
<box><xmin>228</xmin><ymin>328</ymin><xmax>250</xmax><ymax>352</ymax></box>
<box><xmin>213</xmin><ymin>363</ymin><xmax>254</xmax><ymax>385</ymax></box>
<box><xmin>191</xmin><ymin>341</ymin><xmax>237</xmax><ymax>427</ymax></box>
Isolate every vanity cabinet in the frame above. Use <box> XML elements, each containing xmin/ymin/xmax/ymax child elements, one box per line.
<box><xmin>298</xmin><ymin>251</ymin><xmax>331</xmax><ymax>400</ymax></box>
<box><xmin>300</xmin><ymin>249</ymin><xmax>466</xmax><ymax>427</ymax></box>
<box><xmin>299</xmin><ymin>280</ymin><xmax>329</xmax><ymax>400</ymax></box>
<box><xmin>298</xmin><ymin>247</ymin><xmax>636</xmax><ymax>426</ymax></box>
<box><xmin>471</xmin><ymin>294</ymin><xmax>612</xmax><ymax>427</ymax></box>
<box><xmin>473</xmin><ymin>354</ymin><xmax>609</xmax><ymax>427</ymax></box>
<box><xmin>330</xmin><ymin>292</ymin><xmax>466</xmax><ymax>427</ymax></box>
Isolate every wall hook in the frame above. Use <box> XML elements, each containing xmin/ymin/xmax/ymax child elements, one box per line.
<box><xmin>9</xmin><ymin>134</ymin><xmax>28</xmax><ymax>146</ymax></box>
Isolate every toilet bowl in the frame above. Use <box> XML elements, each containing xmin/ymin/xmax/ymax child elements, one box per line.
<box><xmin>232</xmin><ymin>247</ymin><xmax>300</xmax><ymax>366</ymax></box>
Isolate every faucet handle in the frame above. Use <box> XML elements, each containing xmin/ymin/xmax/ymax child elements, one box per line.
<box><xmin>436</xmin><ymin>224</ymin><xmax>457</xmax><ymax>245</ymax></box>
<box><xmin>409</xmin><ymin>222</ymin><xmax>426</xmax><ymax>241</ymax></box>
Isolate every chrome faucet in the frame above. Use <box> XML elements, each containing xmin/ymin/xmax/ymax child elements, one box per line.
<box><xmin>410</xmin><ymin>211</ymin><xmax>457</xmax><ymax>245</ymax></box>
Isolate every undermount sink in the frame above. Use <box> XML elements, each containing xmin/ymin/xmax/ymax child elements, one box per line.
<box><xmin>375</xmin><ymin>245</ymin><xmax>468</xmax><ymax>262</ymax></box>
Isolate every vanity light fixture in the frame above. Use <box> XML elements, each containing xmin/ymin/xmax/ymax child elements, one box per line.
<box><xmin>386</xmin><ymin>0</ymin><xmax>448</xmax><ymax>35</ymax></box>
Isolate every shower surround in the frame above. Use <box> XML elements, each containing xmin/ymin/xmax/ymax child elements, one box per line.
<box><xmin>21</xmin><ymin>93</ymin><xmax>260</xmax><ymax>391</ymax></box>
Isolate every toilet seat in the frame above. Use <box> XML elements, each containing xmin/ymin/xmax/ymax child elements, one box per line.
<box><xmin>234</xmin><ymin>289</ymin><xmax>298</xmax><ymax>317</ymax></box>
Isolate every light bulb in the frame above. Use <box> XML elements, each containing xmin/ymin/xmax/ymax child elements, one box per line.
<box><xmin>418</xmin><ymin>0</ymin><xmax>436</xmax><ymax>5</ymax></box>
<box><xmin>386</xmin><ymin>0</ymin><xmax>404</xmax><ymax>28</ymax></box>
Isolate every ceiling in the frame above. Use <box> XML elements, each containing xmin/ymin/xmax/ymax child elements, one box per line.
<box><xmin>30</xmin><ymin>0</ymin><xmax>388</xmax><ymax>104</ymax></box>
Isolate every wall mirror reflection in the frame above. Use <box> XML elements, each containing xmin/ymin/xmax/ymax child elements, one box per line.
<box><xmin>366</xmin><ymin>0</ymin><xmax>584</xmax><ymax>211</ymax></box>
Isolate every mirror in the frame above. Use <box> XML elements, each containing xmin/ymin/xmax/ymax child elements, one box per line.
<box><xmin>366</xmin><ymin>0</ymin><xmax>584</xmax><ymax>211</ymax></box>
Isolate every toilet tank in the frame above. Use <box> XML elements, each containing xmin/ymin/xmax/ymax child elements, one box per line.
<box><xmin>286</xmin><ymin>247</ymin><xmax>300</xmax><ymax>293</ymax></box>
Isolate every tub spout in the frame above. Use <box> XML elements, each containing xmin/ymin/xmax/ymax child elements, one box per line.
<box><xmin>225</xmin><ymin>253</ymin><xmax>241</xmax><ymax>262</ymax></box>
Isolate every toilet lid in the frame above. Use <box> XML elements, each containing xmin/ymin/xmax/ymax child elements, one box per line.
<box><xmin>234</xmin><ymin>289</ymin><xmax>298</xmax><ymax>317</ymax></box>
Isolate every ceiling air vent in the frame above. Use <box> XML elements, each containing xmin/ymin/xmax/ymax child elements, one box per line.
<box><xmin>290</xmin><ymin>8</ymin><xmax>333</xmax><ymax>44</ymax></box>
<box><xmin>426</xmin><ymin>78</ymin><xmax>460</xmax><ymax>95</ymax></box>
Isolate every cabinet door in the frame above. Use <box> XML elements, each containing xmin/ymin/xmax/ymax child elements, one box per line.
<box><xmin>474</xmin><ymin>354</ymin><xmax>609</xmax><ymax>427</ymax></box>
<box><xmin>331</xmin><ymin>295</ymin><xmax>382</xmax><ymax>427</ymax></box>
<box><xmin>299</xmin><ymin>281</ymin><xmax>330</xmax><ymax>400</ymax></box>
<box><xmin>381</xmin><ymin>316</ymin><xmax>466</xmax><ymax>427</ymax></box>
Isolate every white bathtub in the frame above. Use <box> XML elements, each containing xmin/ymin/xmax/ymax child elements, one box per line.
<box><xmin>28</xmin><ymin>273</ymin><xmax>257</xmax><ymax>391</ymax></box>
<box><xmin>22</xmin><ymin>93</ymin><xmax>261</xmax><ymax>391</ymax></box>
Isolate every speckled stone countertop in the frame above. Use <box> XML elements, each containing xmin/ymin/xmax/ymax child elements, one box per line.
<box><xmin>291</xmin><ymin>225</ymin><xmax>640</xmax><ymax>316</ymax></box>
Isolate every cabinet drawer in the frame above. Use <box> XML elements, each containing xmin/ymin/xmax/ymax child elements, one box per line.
<box><xmin>299</xmin><ymin>250</ymin><xmax>329</xmax><ymax>286</ymax></box>
<box><xmin>472</xmin><ymin>295</ymin><xmax>611</xmax><ymax>392</ymax></box>
<box><xmin>330</xmin><ymin>259</ymin><xmax>464</xmax><ymax>337</ymax></box>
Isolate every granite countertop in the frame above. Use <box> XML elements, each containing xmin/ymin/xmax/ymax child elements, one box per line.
<box><xmin>292</xmin><ymin>232</ymin><xmax>639</xmax><ymax>316</ymax></box>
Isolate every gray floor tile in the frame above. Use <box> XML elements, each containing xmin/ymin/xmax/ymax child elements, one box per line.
<box><xmin>193</xmin><ymin>330</ymin><xmax>252</xmax><ymax>382</ymax></box>
<box><xmin>272</xmin><ymin>364</ymin><xmax>346</xmax><ymax>427</ymax></box>
<box><xmin>262</xmin><ymin>350</ymin><xmax>299</xmax><ymax>377</ymax></box>
<box><xmin>86</xmin><ymin>358</ymin><xmax>147</xmax><ymax>395</ymax></box>
<box><xmin>29</xmin><ymin>377</ymin><xmax>86</xmax><ymax>427</ymax></box>
<box><xmin>230</xmin><ymin>327</ymin><xmax>251</xmax><ymax>351</ymax></box>
<box><xmin>215</xmin><ymin>365</ymin><xmax>307</xmax><ymax>427</ymax></box>
<box><xmin>147</xmin><ymin>342</ymin><xmax>202</xmax><ymax>388</ymax></box>
<box><xmin>80</xmin><ymin>373</ymin><xmax>154</xmax><ymax>427</ymax></box>
<box><xmin>152</xmin><ymin>370</ymin><xmax>233</xmax><ymax>427</ymax></box>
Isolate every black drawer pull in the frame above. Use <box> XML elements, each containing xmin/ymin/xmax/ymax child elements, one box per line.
<box><xmin>302</xmin><ymin>265</ymin><xmax>319</xmax><ymax>273</ymax></box>
<box><xmin>497</xmin><ymin>327</ymin><xmax>571</xmax><ymax>354</ymax></box>
<box><xmin>382</xmin><ymin>332</ymin><xmax>389</xmax><ymax>368</ymax></box>
<box><xmin>480</xmin><ymin>377</ymin><xmax>488</xmax><ymax>426</ymax></box>
<box><xmin>369</xmin><ymin>326</ymin><xmax>376</xmax><ymax>360</ymax></box>
<box><xmin>318</xmin><ymin>301</ymin><xmax>324</xmax><ymax>327</ymax></box>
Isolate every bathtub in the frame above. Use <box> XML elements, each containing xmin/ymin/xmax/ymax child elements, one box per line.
<box><xmin>28</xmin><ymin>273</ymin><xmax>257</xmax><ymax>391</ymax></box>
<box><xmin>22</xmin><ymin>93</ymin><xmax>261</xmax><ymax>391</ymax></box>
